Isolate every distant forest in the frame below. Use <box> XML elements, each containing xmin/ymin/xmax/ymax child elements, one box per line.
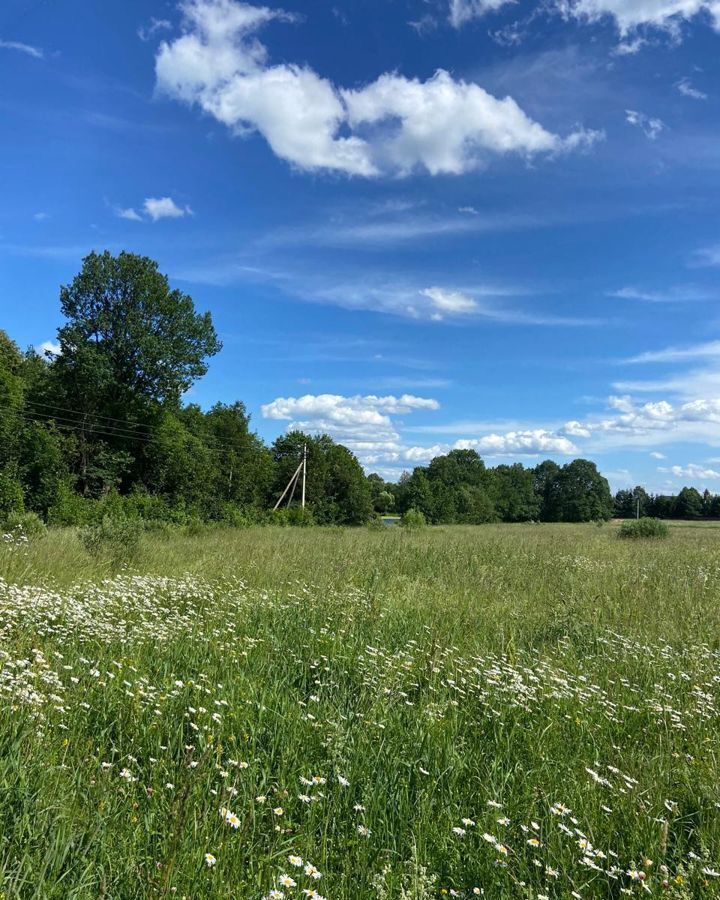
<box><xmin>0</xmin><ymin>252</ymin><xmax>714</xmax><ymax>528</ymax></box>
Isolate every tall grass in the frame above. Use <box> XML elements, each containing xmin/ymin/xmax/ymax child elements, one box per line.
<box><xmin>0</xmin><ymin>523</ymin><xmax>719</xmax><ymax>897</ymax></box>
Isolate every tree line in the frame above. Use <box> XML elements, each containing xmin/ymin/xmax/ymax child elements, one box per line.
<box><xmin>613</xmin><ymin>486</ymin><xmax>720</xmax><ymax>520</ymax></box>
<box><xmin>0</xmin><ymin>251</ymin><xmax>713</xmax><ymax>529</ymax></box>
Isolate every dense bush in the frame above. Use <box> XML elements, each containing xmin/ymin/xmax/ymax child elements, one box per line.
<box><xmin>0</xmin><ymin>472</ymin><xmax>24</xmax><ymax>520</ymax></box>
<box><xmin>618</xmin><ymin>517</ymin><xmax>669</xmax><ymax>540</ymax></box>
<box><xmin>3</xmin><ymin>511</ymin><xmax>46</xmax><ymax>539</ymax></box>
<box><xmin>80</xmin><ymin>515</ymin><xmax>143</xmax><ymax>561</ymax></box>
<box><xmin>401</xmin><ymin>508</ymin><xmax>427</xmax><ymax>529</ymax></box>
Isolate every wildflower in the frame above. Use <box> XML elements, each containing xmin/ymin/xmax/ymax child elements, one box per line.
<box><xmin>225</xmin><ymin>811</ymin><xmax>240</xmax><ymax>829</ymax></box>
<box><xmin>304</xmin><ymin>863</ymin><xmax>322</xmax><ymax>879</ymax></box>
<box><xmin>357</xmin><ymin>824</ymin><xmax>371</xmax><ymax>836</ymax></box>
<box><xmin>204</xmin><ymin>853</ymin><xmax>217</xmax><ymax>868</ymax></box>
<box><xmin>273</xmin><ymin>807</ymin><xmax>284</xmax><ymax>816</ymax></box>
<box><xmin>288</xmin><ymin>855</ymin><xmax>303</xmax><ymax>868</ymax></box>
<box><xmin>527</xmin><ymin>838</ymin><xmax>541</xmax><ymax>847</ymax></box>
<box><xmin>338</xmin><ymin>775</ymin><xmax>350</xmax><ymax>787</ymax></box>
<box><xmin>278</xmin><ymin>875</ymin><xmax>296</xmax><ymax>888</ymax></box>
<box><xmin>461</xmin><ymin>817</ymin><xmax>475</xmax><ymax>827</ymax></box>
<box><xmin>452</xmin><ymin>827</ymin><xmax>466</xmax><ymax>836</ymax></box>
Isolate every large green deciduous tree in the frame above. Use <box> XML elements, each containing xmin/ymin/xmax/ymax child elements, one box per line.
<box><xmin>48</xmin><ymin>251</ymin><xmax>221</xmax><ymax>496</ymax></box>
<box><xmin>56</xmin><ymin>251</ymin><xmax>221</xmax><ymax>408</ymax></box>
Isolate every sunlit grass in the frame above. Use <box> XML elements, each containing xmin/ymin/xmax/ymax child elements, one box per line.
<box><xmin>1</xmin><ymin>523</ymin><xmax>720</xmax><ymax>897</ymax></box>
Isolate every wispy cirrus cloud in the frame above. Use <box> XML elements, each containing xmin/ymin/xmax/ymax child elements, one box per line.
<box><xmin>677</xmin><ymin>77</ymin><xmax>708</xmax><ymax>100</ymax></box>
<box><xmin>625</xmin><ymin>109</ymin><xmax>665</xmax><ymax>140</ymax></box>
<box><xmin>609</xmin><ymin>285</ymin><xmax>714</xmax><ymax>303</ymax></box>
<box><xmin>624</xmin><ymin>340</ymin><xmax>720</xmax><ymax>365</ymax></box>
<box><xmin>448</xmin><ymin>0</ymin><xmax>514</xmax><ymax>28</ymax></box>
<box><xmin>0</xmin><ymin>38</ymin><xmax>43</xmax><ymax>59</ymax></box>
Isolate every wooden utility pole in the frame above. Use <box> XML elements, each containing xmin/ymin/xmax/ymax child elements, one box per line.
<box><xmin>273</xmin><ymin>446</ymin><xmax>308</xmax><ymax>511</ymax></box>
<box><xmin>301</xmin><ymin>444</ymin><xmax>307</xmax><ymax>509</ymax></box>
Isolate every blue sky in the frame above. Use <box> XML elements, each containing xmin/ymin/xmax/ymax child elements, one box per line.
<box><xmin>1</xmin><ymin>0</ymin><xmax>720</xmax><ymax>490</ymax></box>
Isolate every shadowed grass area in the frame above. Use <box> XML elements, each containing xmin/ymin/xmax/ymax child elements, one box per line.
<box><xmin>1</xmin><ymin>523</ymin><xmax>719</xmax><ymax>898</ymax></box>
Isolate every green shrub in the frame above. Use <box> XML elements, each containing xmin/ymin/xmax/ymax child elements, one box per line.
<box><xmin>48</xmin><ymin>483</ymin><xmax>98</xmax><ymax>526</ymax></box>
<box><xmin>80</xmin><ymin>515</ymin><xmax>143</xmax><ymax>561</ymax></box>
<box><xmin>288</xmin><ymin>507</ymin><xmax>315</xmax><ymax>527</ymax></box>
<box><xmin>618</xmin><ymin>517</ymin><xmax>669</xmax><ymax>540</ymax></box>
<box><xmin>0</xmin><ymin>471</ymin><xmax>24</xmax><ymax>519</ymax></box>
<box><xmin>182</xmin><ymin>518</ymin><xmax>208</xmax><ymax>537</ymax></box>
<box><xmin>401</xmin><ymin>508</ymin><xmax>427</xmax><ymax>530</ymax></box>
<box><xmin>218</xmin><ymin>503</ymin><xmax>253</xmax><ymax>528</ymax></box>
<box><xmin>3</xmin><ymin>511</ymin><xmax>46</xmax><ymax>539</ymax></box>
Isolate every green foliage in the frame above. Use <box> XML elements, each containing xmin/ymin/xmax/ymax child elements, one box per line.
<box><xmin>17</xmin><ymin>421</ymin><xmax>67</xmax><ymax>515</ymax></box>
<box><xmin>57</xmin><ymin>250</ymin><xmax>221</xmax><ymax>406</ymax></box>
<box><xmin>614</xmin><ymin>485</ymin><xmax>649</xmax><ymax>519</ymax></box>
<box><xmin>401</xmin><ymin>507</ymin><xmax>427</xmax><ymax>529</ymax></box>
<box><xmin>3</xmin><ymin>510</ymin><xmax>46</xmax><ymax>538</ymax></box>
<box><xmin>491</xmin><ymin>463</ymin><xmax>540</xmax><ymax>522</ymax></box>
<box><xmin>545</xmin><ymin>458</ymin><xmax>613</xmax><ymax>522</ymax></box>
<box><xmin>271</xmin><ymin>432</ymin><xmax>371</xmax><ymax>525</ymax></box>
<box><xmin>618</xmin><ymin>517</ymin><xmax>669</xmax><ymax>539</ymax></box>
<box><xmin>79</xmin><ymin>514</ymin><xmax>143</xmax><ymax>561</ymax></box>
<box><xmin>47</xmin><ymin>481</ymin><xmax>98</xmax><ymax>526</ymax></box>
<box><xmin>674</xmin><ymin>486</ymin><xmax>704</xmax><ymax>519</ymax></box>
<box><xmin>0</xmin><ymin>471</ymin><xmax>24</xmax><ymax>520</ymax></box>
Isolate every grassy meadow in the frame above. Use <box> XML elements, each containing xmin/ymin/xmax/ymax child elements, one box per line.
<box><xmin>2</xmin><ymin>522</ymin><xmax>720</xmax><ymax>898</ymax></box>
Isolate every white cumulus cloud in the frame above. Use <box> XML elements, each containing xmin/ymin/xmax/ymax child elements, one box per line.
<box><xmin>660</xmin><ymin>463</ymin><xmax>720</xmax><ymax>480</ymax></box>
<box><xmin>558</xmin><ymin>0</ymin><xmax>720</xmax><ymax>36</ymax></box>
<box><xmin>261</xmin><ymin>393</ymin><xmax>440</xmax><ymax>467</ymax></box>
<box><xmin>563</xmin><ymin>420</ymin><xmax>592</xmax><ymax>438</ymax></box>
<box><xmin>155</xmin><ymin>0</ymin><xmax>600</xmax><ymax>177</ymax></box>
<box><xmin>455</xmin><ymin>430</ymin><xmax>578</xmax><ymax>455</ymax></box>
<box><xmin>143</xmin><ymin>197</ymin><xmax>192</xmax><ymax>221</ymax></box>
